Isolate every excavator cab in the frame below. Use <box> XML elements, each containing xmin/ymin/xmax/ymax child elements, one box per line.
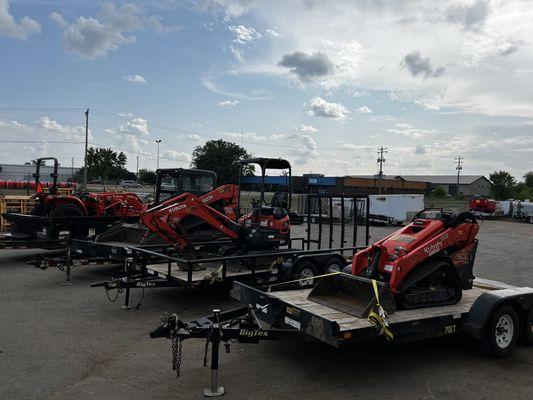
<box><xmin>154</xmin><ymin>168</ymin><xmax>216</xmax><ymax>204</ymax></box>
<box><xmin>237</xmin><ymin>158</ymin><xmax>291</xmax><ymax>249</ymax></box>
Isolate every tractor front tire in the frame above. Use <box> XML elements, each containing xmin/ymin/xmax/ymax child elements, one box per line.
<box><xmin>481</xmin><ymin>305</ymin><xmax>519</xmax><ymax>357</ymax></box>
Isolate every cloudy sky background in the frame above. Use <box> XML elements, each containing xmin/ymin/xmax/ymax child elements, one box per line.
<box><xmin>1</xmin><ymin>0</ymin><xmax>532</xmax><ymax>178</ymax></box>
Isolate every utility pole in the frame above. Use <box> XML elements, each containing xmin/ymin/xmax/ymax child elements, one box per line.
<box><xmin>377</xmin><ymin>146</ymin><xmax>387</xmax><ymax>194</ymax></box>
<box><xmin>455</xmin><ymin>156</ymin><xmax>463</xmax><ymax>196</ymax></box>
<box><xmin>155</xmin><ymin>139</ymin><xmax>162</xmax><ymax>170</ymax></box>
<box><xmin>71</xmin><ymin>158</ymin><xmax>74</xmax><ymax>181</ymax></box>
<box><xmin>136</xmin><ymin>155</ymin><xmax>139</xmax><ymax>176</ymax></box>
<box><xmin>83</xmin><ymin>108</ymin><xmax>89</xmax><ymax>190</ymax></box>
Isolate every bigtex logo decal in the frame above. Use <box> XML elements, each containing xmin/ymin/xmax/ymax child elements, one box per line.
<box><xmin>239</xmin><ymin>329</ymin><xmax>269</xmax><ymax>338</ymax></box>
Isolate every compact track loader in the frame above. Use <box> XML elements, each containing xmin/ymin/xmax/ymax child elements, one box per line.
<box><xmin>309</xmin><ymin>210</ymin><xmax>479</xmax><ymax>317</ymax></box>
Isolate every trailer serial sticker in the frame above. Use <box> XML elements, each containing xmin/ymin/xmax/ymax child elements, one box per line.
<box><xmin>284</xmin><ymin>316</ymin><xmax>301</xmax><ymax>329</ymax></box>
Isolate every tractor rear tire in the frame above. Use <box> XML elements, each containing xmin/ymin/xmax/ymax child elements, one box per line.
<box><xmin>49</xmin><ymin>204</ymin><xmax>85</xmax><ymax>218</ymax></box>
<box><xmin>30</xmin><ymin>203</ymin><xmax>48</xmax><ymax>216</ymax></box>
<box><xmin>481</xmin><ymin>305</ymin><xmax>519</xmax><ymax>357</ymax></box>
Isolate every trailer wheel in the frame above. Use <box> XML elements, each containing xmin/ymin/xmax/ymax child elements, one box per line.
<box><xmin>50</xmin><ymin>204</ymin><xmax>85</xmax><ymax>218</ymax></box>
<box><xmin>519</xmin><ymin>307</ymin><xmax>533</xmax><ymax>345</ymax></box>
<box><xmin>481</xmin><ymin>305</ymin><xmax>519</xmax><ymax>357</ymax></box>
<box><xmin>311</xmin><ymin>216</ymin><xmax>317</xmax><ymax>223</ymax></box>
<box><xmin>323</xmin><ymin>257</ymin><xmax>345</xmax><ymax>274</ymax></box>
<box><xmin>292</xmin><ymin>260</ymin><xmax>317</xmax><ymax>288</ymax></box>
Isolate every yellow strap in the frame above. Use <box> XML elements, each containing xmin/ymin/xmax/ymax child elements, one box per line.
<box><xmin>372</xmin><ymin>279</ymin><xmax>380</xmax><ymax>305</ymax></box>
<box><xmin>368</xmin><ymin>279</ymin><xmax>394</xmax><ymax>341</ymax></box>
<box><xmin>266</xmin><ymin>271</ymin><xmax>341</xmax><ymax>291</ymax></box>
<box><xmin>368</xmin><ymin>310</ymin><xmax>394</xmax><ymax>341</ymax></box>
<box><xmin>204</xmin><ymin>264</ymin><xmax>224</xmax><ymax>284</ymax></box>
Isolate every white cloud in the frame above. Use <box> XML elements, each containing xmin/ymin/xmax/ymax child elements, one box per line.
<box><xmin>386</xmin><ymin>122</ymin><xmax>437</xmax><ymax>139</ymax></box>
<box><xmin>265</xmin><ymin>29</ymin><xmax>280</xmax><ymax>38</ymax></box>
<box><xmin>356</xmin><ymin>106</ymin><xmax>373</xmax><ymax>114</ymax></box>
<box><xmin>163</xmin><ymin>150</ymin><xmax>191</xmax><ymax>163</ymax></box>
<box><xmin>106</xmin><ymin>116</ymin><xmax>150</xmax><ymax>136</ymax></box>
<box><xmin>50</xmin><ymin>2</ymin><xmax>180</xmax><ymax>60</ymax></box>
<box><xmin>230</xmin><ymin>45</ymin><xmax>243</xmax><ymax>61</ymax></box>
<box><xmin>297</xmin><ymin>124</ymin><xmax>318</xmax><ymax>134</ymax></box>
<box><xmin>229</xmin><ymin>24</ymin><xmax>261</xmax><ymax>44</ymax></box>
<box><xmin>36</xmin><ymin>116</ymin><xmax>86</xmax><ymax>139</ymax></box>
<box><xmin>220</xmin><ymin>1</ymin><xmax>533</xmax><ymax>118</ymax></box>
<box><xmin>307</xmin><ymin>96</ymin><xmax>350</xmax><ymax>120</ymax></box>
<box><xmin>0</xmin><ymin>0</ymin><xmax>41</xmax><ymax>40</ymax></box>
<box><xmin>218</xmin><ymin>100</ymin><xmax>240</xmax><ymax>108</ymax></box>
<box><xmin>186</xmin><ymin>134</ymin><xmax>201</xmax><ymax>141</ymax></box>
<box><xmin>123</xmin><ymin>74</ymin><xmax>147</xmax><ymax>84</ymax></box>
<box><xmin>222</xmin><ymin>131</ymin><xmax>267</xmax><ymax>141</ymax></box>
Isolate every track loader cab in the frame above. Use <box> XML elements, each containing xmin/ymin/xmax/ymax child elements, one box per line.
<box><xmin>237</xmin><ymin>158</ymin><xmax>291</xmax><ymax>249</ymax></box>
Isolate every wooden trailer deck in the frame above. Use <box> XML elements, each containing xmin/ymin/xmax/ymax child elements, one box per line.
<box><xmin>269</xmin><ymin>285</ymin><xmax>492</xmax><ymax>332</ymax></box>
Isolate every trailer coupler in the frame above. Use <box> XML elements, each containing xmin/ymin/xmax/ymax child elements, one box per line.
<box><xmin>150</xmin><ymin>306</ymin><xmax>297</xmax><ymax>397</ymax></box>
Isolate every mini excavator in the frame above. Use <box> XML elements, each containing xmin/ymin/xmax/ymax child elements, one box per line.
<box><xmin>309</xmin><ymin>210</ymin><xmax>479</xmax><ymax>316</ymax></box>
<box><xmin>139</xmin><ymin>158</ymin><xmax>291</xmax><ymax>252</ymax></box>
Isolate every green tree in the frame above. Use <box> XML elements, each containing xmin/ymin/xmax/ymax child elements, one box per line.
<box><xmin>138</xmin><ymin>169</ymin><xmax>157</xmax><ymax>185</ymax></box>
<box><xmin>431</xmin><ymin>186</ymin><xmax>447</xmax><ymax>198</ymax></box>
<box><xmin>86</xmin><ymin>147</ymin><xmax>129</xmax><ymax>181</ymax></box>
<box><xmin>191</xmin><ymin>140</ymin><xmax>253</xmax><ymax>184</ymax></box>
<box><xmin>489</xmin><ymin>170</ymin><xmax>516</xmax><ymax>200</ymax></box>
<box><xmin>524</xmin><ymin>171</ymin><xmax>533</xmax><ymax>187</ymax></box>
<box><xmin>514</xmin><ymin>182</ymin><xmax>533</xmax><ymax>201</ymax></box>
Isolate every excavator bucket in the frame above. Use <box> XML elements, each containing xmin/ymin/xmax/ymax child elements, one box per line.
<box><xmin>307</xmin><ymin>273</ymin><xmax>396</xmax><ymax>318</ymax></box>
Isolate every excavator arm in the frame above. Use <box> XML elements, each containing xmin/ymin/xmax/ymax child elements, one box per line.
<box><xmin>140</xmin><ymin>192</ymin><xmax>242</xmax><ymax>249</ymax></box>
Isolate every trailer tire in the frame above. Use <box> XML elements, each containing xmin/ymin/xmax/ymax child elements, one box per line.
<box><xmin>322</xmin><ymin>257</ymin><xmax>345</xmax><ymax>274</ymax></box>
<box><xmin>292</xmin><ymin>260</ymin><xmax>317</xmax><ymax>288</ymax></box>
<box><xmin>342</xmin><ymin>265</ymin><xmax>353</xmax><ymax>274</ymax></box>
<box><xmin>481</xmin><ymin>305</ymin><xmax>519</xmax><ymax>357</ymax></box>
<box><xmin>311</xmin><ymin>216</ymin><xmax>317</xmax><ymax>223</ymax></box>
<box><xmin>519</xmin><ymin>307</ymin><xmax>533</xmax><ymax>345</ymax></box>
<box><xmin>50</xmin><ymin>204</ymin><xmax>85</xmax><ymax>218</ymax></box>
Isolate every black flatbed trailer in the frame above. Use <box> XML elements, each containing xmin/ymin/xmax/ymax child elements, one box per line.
<box><xmin>0</xmin><ymin>213</ymin><xmax>139</xmax><ymax>250</ymax></box>
<box><xmin>150</xmin><ymin>277</ymin><xmax>533</xmax><ymax>396</ymax></box>
<box><xmin>91</xmin><ymin>242</ymin><xmax>363</xmax><ymax>309</ymax></box>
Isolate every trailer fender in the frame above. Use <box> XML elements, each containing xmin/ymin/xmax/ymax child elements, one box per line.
<box><xmin>462</xmin><ymin>287</ymin><xmax>533</xmax><ymax>339</ymax></box>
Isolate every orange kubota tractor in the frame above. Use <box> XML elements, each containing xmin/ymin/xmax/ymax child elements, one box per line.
<box><xmin>138</xmin><ymin>158</ymin><xmax>291</xmax><ymax>253</ymax></box>
<box><xmin>309</xmin><ymin>210</ymin><xmax>479</xmax><ymax>316</ymax></box>
<box><xmin>30</xmin><ymin>157</ymin><xmax>145</xmax><ymax>218</ymax></box>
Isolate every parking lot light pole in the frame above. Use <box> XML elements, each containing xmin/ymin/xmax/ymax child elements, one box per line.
<box><xmin>155</xmin><ymin>139</ymin><xmax>162</xmax><ymax>170</ymax></box>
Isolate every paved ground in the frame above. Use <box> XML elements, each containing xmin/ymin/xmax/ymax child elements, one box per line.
<box><xmin>1</xmin><ymin>220</ymin><xmax>533</xmax><ymax>399</ymax></box>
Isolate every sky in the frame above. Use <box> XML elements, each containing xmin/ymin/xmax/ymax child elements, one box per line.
<box><xmin>0</xmin><ymin>0</ymin><xmax>532</xmax><ymax>179</ymax></box>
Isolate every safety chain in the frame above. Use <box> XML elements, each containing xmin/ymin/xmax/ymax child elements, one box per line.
<box><xmin>171</xmin><ymin>334</ymin><xmax>183</xmax><ymax>379</ymax></box>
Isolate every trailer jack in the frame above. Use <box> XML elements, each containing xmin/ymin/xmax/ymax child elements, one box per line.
<box><xmin>150</xmin><ymin>306</ymin><xmax>296</xmax><ymax>397</ymax></box>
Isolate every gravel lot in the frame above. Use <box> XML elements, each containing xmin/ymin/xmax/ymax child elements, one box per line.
<box><xmin>1</xmin><ymin>219</ymin><xmax>533</xmax><ymax>400</ymax></box>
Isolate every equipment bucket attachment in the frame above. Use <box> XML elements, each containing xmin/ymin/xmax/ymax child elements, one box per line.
<box><xmin>307</xmin><ymin>273</ymin><xmax>396</xmax><ymax>318</ymax></box>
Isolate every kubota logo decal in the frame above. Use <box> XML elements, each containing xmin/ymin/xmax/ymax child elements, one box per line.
<box><xmin>424</xmin><ymin>240</ymin><xmax>443</xmax><ymax>256</ymax></box>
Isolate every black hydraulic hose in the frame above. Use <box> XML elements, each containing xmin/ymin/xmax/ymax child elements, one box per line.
<box><xmin>366</xmin><ymin>248</ymin><xmax>381</xmax><ymax>279</ymax></box>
